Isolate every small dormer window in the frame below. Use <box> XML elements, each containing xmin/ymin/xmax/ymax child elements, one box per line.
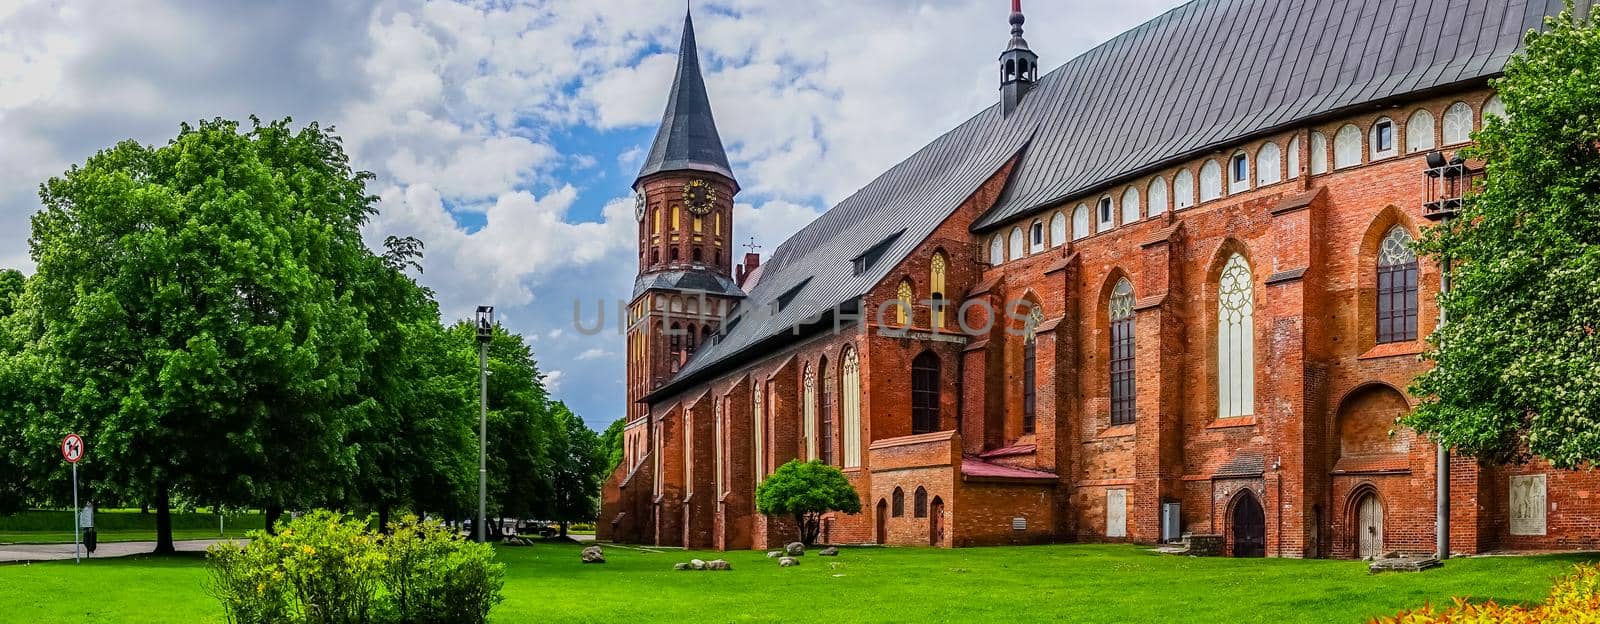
<box><xmin>852</xmin><ymin>256</ymin><xmax>868</xmax><ymax>275</ymax></box>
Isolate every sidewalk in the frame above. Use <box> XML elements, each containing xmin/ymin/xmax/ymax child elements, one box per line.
<box><xmin>0</xmin><ymin>539</ymin><xmax>230</xmax><ymax>563</ymax></box>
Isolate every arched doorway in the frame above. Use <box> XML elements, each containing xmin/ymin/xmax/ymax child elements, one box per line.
<box><xmin>876</xmin><ymin>499</ymin><xmax>888</xmax><ymax>544</ymax></box>
<box><xmin>1355</xmin><ymin>492</ymin><xmax>1384</xmax><ymax>559</ymax></box>
<box><xmin>1231</xmin><ymin>490</ymin><xmax>1266</xmax><ymax>557</ymax></box>
<box><xmin>929</xmin><ymin>497</ymin><xmax>945</xmax><ymax>546</ymax></box>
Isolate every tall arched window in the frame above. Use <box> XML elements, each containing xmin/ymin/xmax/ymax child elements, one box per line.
<box><xmin>652</xmin><ymin>206</ymin><xmax>661</xmax><ymax>234</ymax></box>
<box><xmin>1023</xmin><ymin>304</ymin><xmax>1043</xmax><ymax>435</ymax></box>
<box><xmin>1443</xmin><ymin>102</ymin><xmax>1473</xmax><ymax>144</ymax></box>
<box><xmin>911</xmin><ymin>351</ymin><xmax>940</xmax><ymax>434</ymax></box>
<box><xmin>895</xmin><ymin>280</ymin><xmax>914</xmax><ymax>326</ymax></box>
<box><xmin>672</xmin><ymin>205</ymin><xmax>681</xmax><ymax>229</ymax></box>
<box><xmin>1148</xmin><ymin>177</ymin><xmax>1169</xmax><ymax>216</ymax></box>
<box><xmin>1097</xmin><ymin>196</ymin><xmax>1115</xmax><ymax>232</ymax></box>
<box><xmin>930</xmin><ymin>252</ymin><xmax>947</xmax><ymax>329</ymax></box>
<box><xmin>714</xmin><ymin>397</ymin><xmax>724</xmax><ymax>495</ymax></box>
<box><xmin>1121</xmin><ymin>187</ymin><xmax>1141</xmax><ymax>224</ymax></box>
<box><xmin>1072</xmin><ymin>204</ymin><xmax>1091</xmax><ymax>239</ymax></box>
<box><xmin>914</xmin><ymin>486</ymin><xmax>929</xmax><ymax>518</ymax></box>
<box><xmin>1174</xmin><ymin>170</ymin><xmax>1195</xmax><ymax>209</ymax></box>
<box><xmin>1287</xmin><ymin>136</ymin><xmax>1301</xmax><ymax>179</ymax></box>
<box><xmin>1483</xmin><ymin>95</ymin><xmax>1506</xmax><ymax>121</ymax></box>
<box><xmin>1029</xmin><ymin>220</ymin><xmax>1045</xmax><ymax>253</ymax></box>
<box><xmin>892</xmin><ymin>487</ymin><xmax>905</xmax><ymax>517</ymax></box>
<box><xmin>1256</xmin><ymin>142</ymin><xmax>1282</xmax><ymax>186</ymax></box>
<box><xmin>1407</xmin><ymin>109</ymin><xmax>1436</xmax><ymax>153</ymax></box>
<box><xmin>1310</xmin><ymin>131</ymin><xmax>1329</xmax><ymax>174</ymax></box>
<box><xmin>1217</xmin><ymin>253</ymin><xmax>1255</xmax><ymax>418</ymax></box>
<box><xmin>820</xmin><ymin>357</ymin><xmax>833</xmax><ymax>465</ymax></box>
<box><xmin>1109</xmin><ymin>278</ymin><xmax>1136</xmax><ymax>425</ymax></box>
<box><xmin>1377</xmin><ymin>227</ymin><xmax>1419</xmax><ymax>344</ymax></box>
<box><xmin>1334</xmin><ymin>124</ymin><xmax>1362</xmax><ymax>169</ymax></box>
<box><xmin>670</xmin><ymin>322</ymin><xmax>684</xmax><ymax>367</ymax></box>
<box><xmin>753</xmin><ymin>381</ymin><xmax>766</xmax><ymax>483</ymax></box>
<box><xmin>1049</xmin><ymin>212</ymin><xmax>1067</xmax><ymax>247</ymax></box>
<box><xmin>1370</xmin><ymin>117</ymin><xmax>1397</xmax><ymax>160</ymax></box>
<box><xmin>842</xmin><ymin>346</ymin><xmax>862</xmax><ymax>468</ymax></box>
<box><xmin>1228</xmin><ymin>152</ymin><xmax>1250</xmax><ymax>194</ymax></box>
<box><xmin>1008</xmin><ymin>227</ymin><xmax>1025</xmax><ymax>261</ymax></box>
<box><xmin>1199</xmin><ymin>160</ymin><xmax>1223</xmax><ymax>202</ymax></box>
<box><xmin>803</xmin><ymin>364</ymin><xmax>818</xmax><ymax>460</ymax></box>
<box><xmin>989</xmin><ymin>236</ymin><xmax>1004</xmax><ymax>265</ymax></box>
<box><xmin>715</xmin><ymin>212</ymin><xmax>722</xmax><ymax>235</ymax></box>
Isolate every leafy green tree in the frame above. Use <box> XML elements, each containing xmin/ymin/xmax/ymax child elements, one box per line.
<box><xmin>755</xmin><ymin>460</ymin><xmax>861</xmax><ymax>545</ymax></box>
<box><xmin>24</xmin><ymin>118</ymin><xmax>374</xmax><ymax>551</ymax></box>
<box><xmin>0</xmin><ymin>269</ymin><xmax>32</xmax><ymax>514</ymax></box>
<box><xmin>0</xmin><ymin>269</ymin><xmax>22</xmax><ymax>318</ymax></box>
<box><xmin>1407</xmin><ymin>8</ymin><xmax>1600</xmax><ymax>468</ymax></box>
<box><xmin>599</xmin><ymin>418</ymin><xmax>626</xmax><ymax>476</ymax></box>
<box><xmin>547</xmin><ymin>401</ymin><xmax>602</xmax><ymax>535</ymax></box>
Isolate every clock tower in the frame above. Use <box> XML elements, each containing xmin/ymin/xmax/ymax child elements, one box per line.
<box><xmin>626</xmin><ymin>9</ymin><xmax>742</xmax><ymax>423</ymax></box>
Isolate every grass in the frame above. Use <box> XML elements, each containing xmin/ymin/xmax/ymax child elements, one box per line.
<box><xmin>0</xmin><ymin>509</ymin><xmax>263</xmax><ymax>545</ymax></box>
<box><xmin>0</xmin><ymin>541</ymin><xmax>1593</xmax><ymax>623</ymax></box>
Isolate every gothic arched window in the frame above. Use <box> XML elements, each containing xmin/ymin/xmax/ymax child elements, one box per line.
<box><xmin>1008</xmin><ymin>227</ymin><xmax>1025</xmax><ymax>261</ymax></box>
<box><xmin>1174</xmin><ymin>170</ymin><xmax>1195</xmax><ymax>209</ymax></box>
<box><xmin>1287</xmin><ymin>136</ymin><xmax>1301</xmax><ymax>179</ymax></box>
<box><xmin>1483</xmin><ymin>95</ymin><xmax>1506</xmax><ymax>121</ymax></box>
<box><xmin>753</xmin><ymin>381</ymin><xmax>765</xmax><ymax>483</ymax></box>
<box><xmin>1049</xmin><ymin>211</ymin><xmax>1067</xmax><ymax>247</ymax></box>
<box><xmin>989</xmin><ymin>236</ymin><xmax>1004</xmax><ymax>265</ymax></box>
<box><xmin>1443</xmin><ymin>101</ymin><xmax>1473</xmax><ymax>144</ymax></box>
<box><xmin>1370</xmin><ymin>117</ymin><xmax>1397</xmax><ymax>159</ymax></box>
<box><xmin>1199</xmin><ymin>160</ymin><xmax>1223</xmax><ymax>202</ymax></box>
<box><xmin>1121</xmin><ymin>186</ymin><xmax>1141</xmax><ymax>224</ymax></box>
<box><xmin>1097</xmin><ymin>196</ymin><xmax>1114</xmax><ymax>232</ymax></box>
<box><xmin>914</xmin><ymin>486</ymin><xmax>929</xmax><ymax>518</ymax></box>
<box><xmin>1256</xmin><ymin>142</ymin><xmax>1282</xmax><ymax>186</ymax></box>
<box><xmin>1029</xmin><ymin>220</ymin><xmax>1044</xmax><ymax>253</ymax></box>
<box><xmin>911</xmin><ymin>351</ymin><xmax>940</xmax><ymax>435</ymax></box>
<box><xmin>804</xmin><ymin>364</ymin><xmax>818</xmax><ymax>461</ymax></box>
<box><xmin>1109</xmin><ymin>278</ymin><xmax>1136</xmax><ymax>425</ymax></box>
<box><xmin>1217</xmin><ymin>253</ymin><xmax>1255</xmax><ymax>418</ymax></box>
<box><xmin>819</xmin><ymin>357</ymin><xmax>833</xmax><ymax>466</ymax></box>
<box><xmin>1310</xmin><ymin>131</ymin><xmax>1329</xmax><ymax>175</ymax></box>
<box><xmin>930</xmin><ymin>252</ymin><xmax>947</xmax><ymax>329</ymax></box>
<box><xmin>1072</xmin><ymin>204</ymin><xmax>1091</xmax><ymax>240</ymax></box>
<box><xmin>842</xmin><ymin>346</ymin><xmax>862</xmax><ymax>468</ymax></box>
<box><xmin>1377</xmin><ymin>227</ymin><xmax>1419</xmax><ymax>344</ymax></box>
<box><xmin>895</xmin><ymin>279</ymin><xmax>914</xmax><ymax>326</ymax></box>
<box><xmin>1408</xmin><ymin>109</ymin><xmax>1437</xmax><ymax>153</ymax></box>
<box><xmin>1334</xmin><ymin>124</ymin><xmax>1362</xmax><ymax>169</ymax></box>
<box><xmin>1023</xmin><ymin>304</ymin><xmax>1043</xmax><ymax>435</ymax></box>
<box><xmin>1148</xmin><ymin>177</ymin><xmax>1169</xmax><ymax>216</ymax></box>
<box><xmin>892</xmin><ymin>487</ymin><xmax>905</xmax><ymax>517</ymax></box>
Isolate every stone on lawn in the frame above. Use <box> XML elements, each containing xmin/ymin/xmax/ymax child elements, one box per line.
<box><xmin>690</xmin><ymin>558</ymin><xmax>707</xmax><ymax>570</ymax></box>
<box><xmin>819</xmin><ymin>546</ymin><xmax>839</xmax><ymax>556</ymax></box>
<box><xmin>673</xmin><ymin>562</ymin><xmax>689</xmax><ymax>571</ymax></box>
<box><xmin>707</xmin><ymin>559</ymin><xmax>731</xmax><ymax>571</ymax></box>
<box><xmin>785</xmin><ymin>542</ymin><xmax>805</xmax><ymax>556</ymax></box>
<box><xmin>766</xmin><ymin>551</ymin><xmax>783</xmax><ymax>558</ymax></box>
<box><xmin>779</xmin><ymin>556</ymin><xmax>800</xmax><ymax>567</ymax></box>
<box><xmin>580</xmin><ymin>546</ymin><xmax>605</xmax><ymax>564</ymax></box>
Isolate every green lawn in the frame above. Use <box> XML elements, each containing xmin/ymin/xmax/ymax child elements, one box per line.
<box><xmin>0</xmin><ymin>509</ymin><xmax>262</xmax><ymax>545</ymax></box>
<box><xmin>0</xmin><ymin>541</ymin><xmax>1592</xmax><ymax>623</ymax></box>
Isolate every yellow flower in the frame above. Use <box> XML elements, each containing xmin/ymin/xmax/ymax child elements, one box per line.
<box><xmin>301</xmin><ymin>545</ymin><xmax>316</xmax><ymax>555</ymax></box>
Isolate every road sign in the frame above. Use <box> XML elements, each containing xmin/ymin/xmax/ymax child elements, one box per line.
<box><xmin>61</xmin><ymin>434</ymin><xmax>84</xmax><ymax>463</ymax></box>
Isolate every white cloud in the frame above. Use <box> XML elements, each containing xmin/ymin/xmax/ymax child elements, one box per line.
<box><xmin>576</xmin><ymin>348</ymin><xmax>611</xmax><ymax>361</ymax></box>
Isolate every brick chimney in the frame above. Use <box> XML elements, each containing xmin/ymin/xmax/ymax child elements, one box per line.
<box><xmin>736</xmin><ymin>252</ymin><xmax>760</xmax><ymax>287</ymax></box>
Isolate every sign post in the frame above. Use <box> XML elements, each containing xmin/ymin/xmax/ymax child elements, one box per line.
<box><xmin>61</xmin><ymin>434</ymin><xmax>84</xmax><ymax>564</ymax></box>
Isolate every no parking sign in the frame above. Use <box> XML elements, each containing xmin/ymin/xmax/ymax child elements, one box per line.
<box><xmin>61</xmin><ymin>433</ymin><xmax>85</xmax><ymax>562</ymax></box>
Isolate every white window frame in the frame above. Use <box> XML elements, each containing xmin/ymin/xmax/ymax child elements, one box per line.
<box><xmin>1120</xmin><ymin>187</ymin><xmax>1141</xmax><ymax>224</ymax></box>
<box><xmin>1310</xmin><ymin>131</ymin><xmax>1328</xmax><ymax>175</ymax></box>
<box><xmin>1256</xmin><ymin>142</ymin><xmax>1282</xmax><ymax>186</ymax></box>
<box><xmin>1147</xmin><ymin>177</ymin><xmax>1169</xmax><ymax>217</ymax></box>
<box><xmin>1072</xmin><ymin>204</ymin><xmax>1091</xmax><ymax>240</ymax></box>
<box><xmin>1173</xmin><ymin>170</ymin><xmax>1195</xmax><ymax>210</ymax></box>
<box><xmin>1333</xmin><ymin>124</ymin><xmax>1362</xmax><ymax>169</ymax></box>
<box><xmin>1369</xmin><ymin>117</ymin><xmax>1397</xmax><ymax>160</ymax></box>
<box><xmin>1199</xmin><ymin>160</ymin><xmax>1222</xmax><ymax>203</ymax></box>
<box><xmin>1406</xmin><ymin>109</ymin><xmax>1436</xmax><ymax>153</ymax></box>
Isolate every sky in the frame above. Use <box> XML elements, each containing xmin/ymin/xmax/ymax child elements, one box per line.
<box><xmin>0</xmin><ymin>0</ymin><xmax>1184</xmax><ymax>431</ymax></box>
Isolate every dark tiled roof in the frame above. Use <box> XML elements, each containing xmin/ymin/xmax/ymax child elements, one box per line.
<box><xmin>1214</xmin><ymin>452</ymin><xmax>1266</xmax><ymax>478</ymax></box>
<box><xmin>635</xmin><ymin>11</ymin><xmax>736</xmax><ymax>188</ymax></box>
<box><xmin>646</xmin><ymin>0</ymin><xmax>1578</xmax><ymax>400</ymax></box>
<box><xmin>633</xmin><ymin>270</ymin><xmax>744</xmax><ymax>300</ymax></box>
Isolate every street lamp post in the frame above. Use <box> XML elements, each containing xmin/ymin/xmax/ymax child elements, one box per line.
<box><xmin>475</xmin><ymin>305</ymin><xmax>494</xmax><ymax>543</ymax></box>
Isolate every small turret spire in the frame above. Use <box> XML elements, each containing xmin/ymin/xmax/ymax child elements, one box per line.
<box><xmin>999</xmin><ymin>0</ymin><xmax>1039</xmax><ymax>117</ymax></box>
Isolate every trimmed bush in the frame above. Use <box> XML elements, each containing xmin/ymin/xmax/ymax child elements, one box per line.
<box><xmin>207</xmin><ymin>510</ymin><xmax>503</xmax><ymax>624</ymax></box>
<box><xmin>1374</xmin><ymin>563</ymin><xmax>1600</xmax><ymax>623</ymax></box>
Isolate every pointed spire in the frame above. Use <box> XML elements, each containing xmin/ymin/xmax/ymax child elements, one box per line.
<box><xmin>635</xmin><ymin>9</ymin><xmax>737</xmax><ymax>189</ymax></box>
<box><xmin>1007</xmin><ymin>0</ymin><xmax>1030</xmax><ymax>51</ymax></box>
<box><xmin>999</xmin><ymin>0</ymin><xmax>1039</xmax><ymax>117</ymax></box>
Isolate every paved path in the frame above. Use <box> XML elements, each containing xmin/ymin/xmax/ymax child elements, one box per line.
<box><xmin>0</xmin><ymin>539</ymin><xmax>230</xmax><ymax>563</ymax></box>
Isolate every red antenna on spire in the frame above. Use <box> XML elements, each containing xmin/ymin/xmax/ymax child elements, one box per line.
<box><xmin>1012</xmin><ymin>0</ymin><xmax>1022</xmax><ymax>13</ymax></box>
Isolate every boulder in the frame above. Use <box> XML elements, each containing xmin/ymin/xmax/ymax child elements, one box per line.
<box><xmin>819</xmin><ymin>546</ymin><xmax>839</xmax><ymax>556</ymax></box>
<box><xmin>707</xmin><ymin>559</ymin><xmax>732</xmax><ymax>571</ymax></box>
<box><xmin>673</xmin><ymin>562</ymin><xmax>689</xmax><ymax>571</ymax></box>
<box><xmin>785</xmin><ymin>542</ymin><xmax>805</xmax><ymax>556</ymax></box>
<box><xmin>580</xmin><ymin>546</ymin><xmax>605</xmax><ymax>564</ymax></box>
<box><xmin>766</xmin><ymin>551</ymin><xmax>783</xmax><ymax>558</ymax></box>
<box><xmin>690</xmin><ymin>558</ymin><xmax>707</xmax><ymax>570</ymax></box>
<box><xmin>779</xmin><ymin>556</ymin><xmax>800</xmax><ymax>567</ymax></box>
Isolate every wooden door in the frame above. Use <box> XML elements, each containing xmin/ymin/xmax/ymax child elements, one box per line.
<box><xmin>1357</xmin><ymin>494</ymin><xmax>1384</xmax><ymax>558</ymax></box>
<box><xmin>929</xmin><ymin>497</ymin><xmax>945</xmax><ymax>546</ymax></box>
<box><xmin>1231</xmin><ymin>491</ymin><xmax>1266</xmax><ymax>557</ymax></box>
<box><xmin>876</xmin><ymin>499</ymin><xmax>888</xmax><ymax>544</ymax></box>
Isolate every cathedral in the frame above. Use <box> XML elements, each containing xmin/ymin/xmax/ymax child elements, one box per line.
<box><xmin>599</xmin><ymin>0</ymin><xmax>1600</xmax><ymax>557</ymax></box>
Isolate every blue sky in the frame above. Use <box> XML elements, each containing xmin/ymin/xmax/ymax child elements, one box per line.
<box><xmin>0</xmin><ymin>0</ymin><xmax>1183</xmax><ymax>430</ymax></box>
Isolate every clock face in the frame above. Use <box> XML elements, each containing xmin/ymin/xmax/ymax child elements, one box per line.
<box><xmin>634</xmin><ymin>191</ymin><xmax>647</xmax><ymax>222</ymax></box>
<box><xmin>682</xmin><ymin>178</ymin><xmax>717</xmax><ymax>215</ymax></box>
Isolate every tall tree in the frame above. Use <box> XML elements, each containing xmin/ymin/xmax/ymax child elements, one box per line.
<box><xmin>0</xmin><ymin>269</ymin><xmax>32</xmax><ymax>514</ymax></box>
<box><xmin>548</xmin><ymin>401</ymin><xmax>602</xmax><ymax>536</ymax></box>
<box><xmin>599</xmin><ymin>418</ymin><xmax>626</xmax><ymax>476</ymax></box>
<box><xmin>1408</xmin><ymin>8</ymin><xmax>1600</xmax><ymax>468</ymax></box>
<box><xmin>24</xmin><ymin>118</ymin><xmax>374</xmax><ymax>551</ymax></box>
<box><xmin>0</xmin><ymin>269</ymin><xmax>22</xmax><ymax>318</ymax></box>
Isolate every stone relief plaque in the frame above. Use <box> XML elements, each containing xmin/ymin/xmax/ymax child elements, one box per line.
<box><xmin>1510</xmin><ymin>474</ymin><xmax>1547</xmax><ymax>536</ymax></box>
<box><xmin>1106</xmin><ymin>489</ymin><xmax>1128</xmax><ymax>538</ymax></box>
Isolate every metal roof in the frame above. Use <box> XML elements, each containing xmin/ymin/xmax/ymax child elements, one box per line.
<box><xmin>646</xmin><ymin>0</ymin><xmax>1577</xmax><ymax>400</ymax></box>
<box><xmin>635</xmin><ymin>10</ymin><xmax>737</xmax><ymax>189</ymax></box>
